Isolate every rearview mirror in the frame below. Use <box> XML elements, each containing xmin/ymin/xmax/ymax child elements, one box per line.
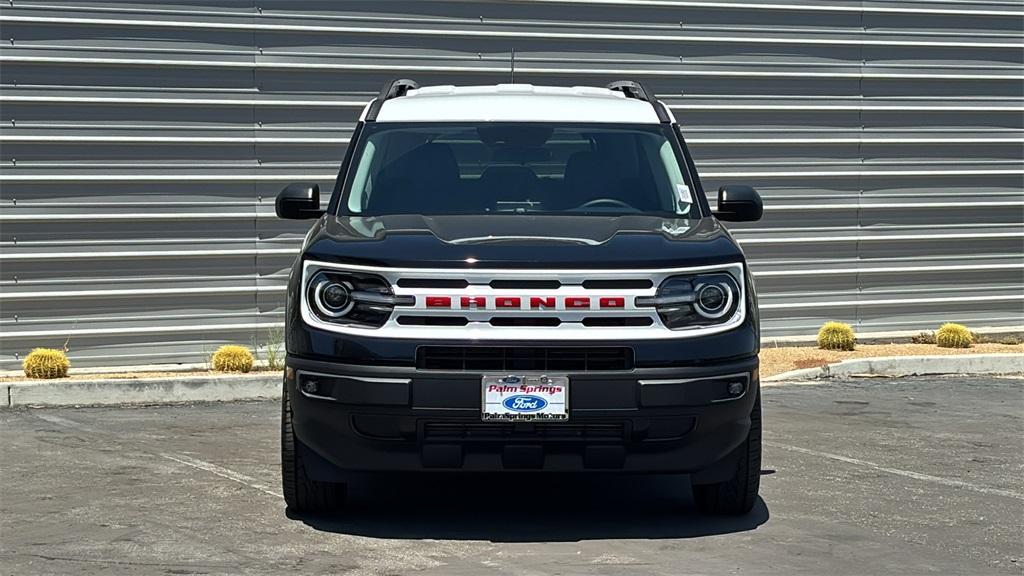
<box><xmin>276</xmin><ymin>183</ymin><xmax>323</xmax><ymax>220</ymax></box>
<box><xmin>714</xmin><ymin>185</ymin><xmax>763</xmax><ymax>222</ymax></box>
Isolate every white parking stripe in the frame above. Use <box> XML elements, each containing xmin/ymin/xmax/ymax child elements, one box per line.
<box><xmin>767</xmin><ymin>441</ymin><xmax>1024</xmax><ymax>500</ymax></box>
<box><xmin>161</xmin><ymin>453</ymin><xmax>282</xmax><ymax>499</ymax></box>
<box><xmin>28</xmin><ymin>412</ymin><xmax>283</xmax><ymax>499</ymax></box>
<box><xmin>33</xmin><ymin>413</ymin><xmax>100</xmax><ymax>434</ymax></box>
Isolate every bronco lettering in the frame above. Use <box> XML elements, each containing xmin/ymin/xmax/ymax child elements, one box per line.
<box><xmin>422</xmin><ymin>295</ymin><xmax>629</xmax><ymax>310</ymax></box>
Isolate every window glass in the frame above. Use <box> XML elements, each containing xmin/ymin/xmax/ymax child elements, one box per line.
<box><xmin>341</xmin><ymin>123</ymin><xmax>697</xmax><ymax>217</ymax></box>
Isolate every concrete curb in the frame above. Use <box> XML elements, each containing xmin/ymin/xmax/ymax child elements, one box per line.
<box><xmin>4</xmin><ymin>374</ymin><xmax>281</xmax><ymax>408</ymax></box>
<box><xmin>763</xmin><ymin>353</ymin><xmax>1024</xmax><ymax>383</ymax></box>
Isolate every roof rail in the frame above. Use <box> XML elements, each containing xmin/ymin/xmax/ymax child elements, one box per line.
<box><xmin>606</xmin><ymin>80</ymin><xmax>671</xmax><ymax>123</ymax></box>
<box><xmin>365</xmin><ymin>78</ymin><xmax>420</xmax><ymax>122</ymax></box>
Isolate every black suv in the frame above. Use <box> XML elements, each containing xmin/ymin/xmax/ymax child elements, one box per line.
<box><xmin>276</xmin><ymin>80</ymin><xmax>764</xmax><ymax>515</ymax></box>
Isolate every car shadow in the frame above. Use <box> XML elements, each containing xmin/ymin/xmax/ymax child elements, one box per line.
<box><xmin>292</xmin><ymin>472</ymin><xmax>769</xmax><ymax>542</ymax></box>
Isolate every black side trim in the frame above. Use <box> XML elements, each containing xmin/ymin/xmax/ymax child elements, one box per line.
<box><xmin>365</xmin><ymin>78</ymin><xmax>420</xmax><ymax>121</ymax></box>
<box><xmin>607</xmin><ymin>80</ymin><xmax>652</xmax><ymax>102</ymax></box>
<box><xmin>327</xmin><ymin>121</ymin><xmax>364</xmax><ymax>214</ymax></box>
<box><xmin>606</xmin><ymin>80</ymin><xmax>670</xmax><ymax>123</ymax></box>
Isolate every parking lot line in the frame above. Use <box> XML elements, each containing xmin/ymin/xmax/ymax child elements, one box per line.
<box><xmin>33</xmin><ymin>412</ymin><xmax>100</xmax><ymax>434</ymax></box>
<box><xmin>160</xmin><ymin>453</ymin><xmax>282</xmax><ymax>499</ymax></box>
<box><xmin>26</xmin><ymin>410</ymin><xmax>283</xmax><ymax>500</ymax></box>
<box><xmin>766</xmin><ymin>441</ymin><xmax>1024</xmax><ymax>500</ymax></box>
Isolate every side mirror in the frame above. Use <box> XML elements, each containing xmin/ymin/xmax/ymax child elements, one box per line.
<box><xmin>715</xmin><ymin>185</ymin><xmax>763</xmax><ymax>222</ymax></box>
<box><xmin>276</xmin><ymin>183</ymin><xmax>323</xmax><ymax>219</ymax></box>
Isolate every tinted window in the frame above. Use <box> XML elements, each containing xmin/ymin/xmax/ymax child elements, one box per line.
<box><xmin>342</xmin><ymin>123</ymin><xmax>698</xmax><ymax>217</ymax></box>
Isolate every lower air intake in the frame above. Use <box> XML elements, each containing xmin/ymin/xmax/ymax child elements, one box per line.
<box><xmin>416</xmin><ymin>346</ymin><xmax>634</xmax><ymax>371</ymax></box>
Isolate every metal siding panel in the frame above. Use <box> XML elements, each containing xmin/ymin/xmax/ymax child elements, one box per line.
<box><xmin>0</xmin><ymin>0</ymin><xmax>1021</xmax><ymax>368</ymax></box>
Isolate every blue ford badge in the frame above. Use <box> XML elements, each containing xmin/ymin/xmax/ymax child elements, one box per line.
<box><xmin>500</xmin><ymin>375</ymin><xmax>522</xmax><ymax>385</ymax></box>
<box><xmin>503</xmin><ymin>395</ymin><xmax>547</xmax><ymax>412</ymax></box>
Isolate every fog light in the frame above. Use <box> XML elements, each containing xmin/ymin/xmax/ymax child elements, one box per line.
<box><xmin>727</xmin><ymin>381</ymin><xmax>745</xmax><ymax>396</ymax></box>
<box><xmin>301</xmin><ymin>379</ymin><xmax>319</xmax><ymax>394</ymax></box>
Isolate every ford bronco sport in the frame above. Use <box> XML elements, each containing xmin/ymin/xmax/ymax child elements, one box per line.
<box><xmin>276</xmin><ymin>80</ymin><xmax>765</xmax><ymax>515</ymax></box>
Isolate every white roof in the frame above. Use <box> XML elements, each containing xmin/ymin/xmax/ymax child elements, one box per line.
<box><xmin>368</xmin><ymin>84</ymin><xmax>671</xmax><ymax>124</ymax></box>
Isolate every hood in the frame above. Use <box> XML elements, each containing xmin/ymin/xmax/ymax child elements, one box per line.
<box><xmin>301</xmin><ymin>214</ymin><xmax>745</xmax><ymax>269</ymax></box>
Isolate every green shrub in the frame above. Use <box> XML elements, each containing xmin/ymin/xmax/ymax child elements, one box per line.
<box><xmin>911</xmin><ymin>331</ymin><xmax>936</xmax><ymax>345</ymax></box>
<box><xmin>23</xmin><ymin>348</ymin><xmax>70</xmax><ymax>379</ymax></box>
<box><xmin>264</xmin><ymin>326</ymin><xmax>284</xmax><ymax>371</ymax></box>
<box><xmin>935</xmin><ymin>323</ymin><xmax>973</xmax><ymax>349</ymax></box>
<box><xmin>817</xmin><ymin>321</ymin><xmax>856</xmax><ymax>351</ymax></box>
<box><xmin>211</xmin><ymin>345</ymin><xmax>254</xmax><ymax>373</ymax></box>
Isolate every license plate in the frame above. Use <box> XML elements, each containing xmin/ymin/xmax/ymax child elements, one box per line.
<box><xmin>482</xmin><ymin>374</ymin><xmax>569</xmax><ymax>422</ymax></box>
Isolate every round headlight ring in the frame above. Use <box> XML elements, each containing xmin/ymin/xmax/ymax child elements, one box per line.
<box><xmin>693</xmin><ymin>281</ymin><xmax>734</xmax><ymax>319</ymax></box>
<box><xmin>313</xmin><ymin>278</ymin><xmax>354</xmax><ymax>317</ymax></box>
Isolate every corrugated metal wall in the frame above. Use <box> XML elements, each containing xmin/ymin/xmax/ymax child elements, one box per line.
<box><xmin>1</xmin><ymin>0</ymin><xmax>1022</xmax><ymax>369</ymax></box>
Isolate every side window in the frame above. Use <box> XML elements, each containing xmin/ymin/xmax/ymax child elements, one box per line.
<box><xmin>675</xmin><ymin>125</ymin><xmax>705</xmax><ymax>198</ymax></box>
<box><xmin>657</xmin><ymin>140</ymin><xmax>691</xmax><ymax>215</ymax></box>
<box><xmin>347</xmin><ymin>139</ymin><xmax>378</xmax><ymax>212</ymax></box>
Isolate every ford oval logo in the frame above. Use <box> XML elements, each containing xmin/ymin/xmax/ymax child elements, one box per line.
<box><xmin>500</xmin><ymin>375</ymin><xmax>522</xmax><ymax>385</ymax></box>
<box><xmin>503</xmin><ymin>395</ymin><xmax>547</xmax><ymax>412</ymax></box>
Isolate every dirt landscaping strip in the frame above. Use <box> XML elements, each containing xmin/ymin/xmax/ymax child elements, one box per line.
<box><xmin>763</xmin><ymin>353</ymin><xmax>1024</xmax><ymax>383</ymax></box>
<box><xmin>0</xmin><ymin>368</ymin><xmax>279</xmax><ymax>383</ymax></box>
<box><xmin>758</xmin><ymin>342</ymin><xmax>1021</xmax><ymax>378</ymax></box>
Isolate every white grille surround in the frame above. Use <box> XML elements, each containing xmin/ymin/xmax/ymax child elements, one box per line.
<box><xmin>300</xmin><ymin>259</ymin><xmax>747</xmax><ymax>341</ymax></box>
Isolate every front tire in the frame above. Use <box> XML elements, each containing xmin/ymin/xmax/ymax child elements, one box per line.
<box><xmin>692</xmin><ymin>392</ymin><xmax>762</xmax><ymax>515</ymax></box>
<box><xmin>281</xmin><ymin>381</ymin><xmax>347</xmax><ymax>513</ymax></box>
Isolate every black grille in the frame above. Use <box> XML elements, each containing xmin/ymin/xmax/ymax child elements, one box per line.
<box><xmin>582</xmin><ymin>317</ymin><xmax>653</xmax><ymax>327</ymax></box>
<box><xmin>396</xmin><ymin>278</ymin><xmax>469</xmax><ymax>289</ymax></box>
<box><xmin>396</xmin><ymin>315</ymin><xmax>469</xmax><ymax>326</ymax></box>
<box><xmin>489</xmin><ymin>317</ymin><xmax>561</xmax><ymax>327</ymax></box>
<box><xmin>489</xmin><ymin>279</ymin><xmax>561</xmax><ymax>289</ymax></box>
<box><xmin>423</xmin><ymin>422</ymin><xmax>626</xmax><ymax>442</ymax></box>
<box><xmin>416</xmin><ymin>346</ymin><xmax>633</xmax><ymax>371</ymax></box>
<box><xmin>581</xmin><ymin>279</ymin><xmax>653</xmax><ymax>289</ymax></box>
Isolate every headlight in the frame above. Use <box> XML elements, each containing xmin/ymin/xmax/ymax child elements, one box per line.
<box><xmin>306</xmin><ymin>269</ymin><xmax>413</xmax><ymax>328</ymax></box>
<box><xmin>313</xmin><ymin>279</ymin><xmax>353</xmax><ymax>317</ymax></box>
<box><xmin>693</xmin><ymin>277</ymin><xmax>734</xmax><ymax>319</ymax></box>
<box><xmin>636</xmin><ymin>271</ymin><xmax>741</xmax><ymax>329</ymax></box>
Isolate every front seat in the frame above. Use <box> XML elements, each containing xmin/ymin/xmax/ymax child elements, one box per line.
<box><xmin>478</xmin><ymin>165</ymin><xmax>541</xmax><ymax>209</ymax></box>
<box><xmin>369</xmin><ymin>143</ymin><xmax>461</xmax><ymax>214</ymax></box>
<box><xmin>559</xmin><ymin>151</ymin><xmax>615</xmax><ymax>210</ymax></box>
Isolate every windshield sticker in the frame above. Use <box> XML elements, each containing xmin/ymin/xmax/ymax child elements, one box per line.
<box><xmin>676</xmin><ymin>183</ymin><xmax>693</xmax><ymax>204</ymax></box>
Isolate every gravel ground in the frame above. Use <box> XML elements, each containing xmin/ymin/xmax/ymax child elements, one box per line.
<box><xmin>1</xmin><ymin>376</ymin><xmax>1021</xmax><ymax>575</ymax></box>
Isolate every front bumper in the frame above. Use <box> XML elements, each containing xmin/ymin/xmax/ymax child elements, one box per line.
<box><xmin>287</xmin><ymin>354</ymin><xmax>759</xmax><ymax>479</ymax></box>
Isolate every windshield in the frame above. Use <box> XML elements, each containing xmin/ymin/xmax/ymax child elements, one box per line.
<box><xmin>340</xmin><ymin>123</ymin><xmax>699</xmax><ymax>217</ymax></box>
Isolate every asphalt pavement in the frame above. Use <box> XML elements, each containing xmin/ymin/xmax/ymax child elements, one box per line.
<box><xmin>1</xmin><ymin>376</ymin><xmax>1021</xmax><ymax>575</ymax></box>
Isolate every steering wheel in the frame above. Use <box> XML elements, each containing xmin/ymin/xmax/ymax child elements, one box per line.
<box><xmin>576</xmin><ymin>198</ymin><xmax>634</xmax><ymax>210</ymax></box>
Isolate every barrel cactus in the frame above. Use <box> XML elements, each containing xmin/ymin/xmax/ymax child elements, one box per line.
<box><xmin>816</xmin><ymin>321</ymin><xmax>856</xmax><ymax>351</ymax></box>
<box><xmin>211</xmin><ymin>345</ymin><xmax>255</xmax><ymax>373</ymax></box>
<box><xmin>935</xmin><ymin>323</ymin><xmax>973</xmax><ymax>349</ymax></box>
<box><xmin>23</xmin><ymin>348</ymin><xmax>71</xmax><ymax>379</ymax></box>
